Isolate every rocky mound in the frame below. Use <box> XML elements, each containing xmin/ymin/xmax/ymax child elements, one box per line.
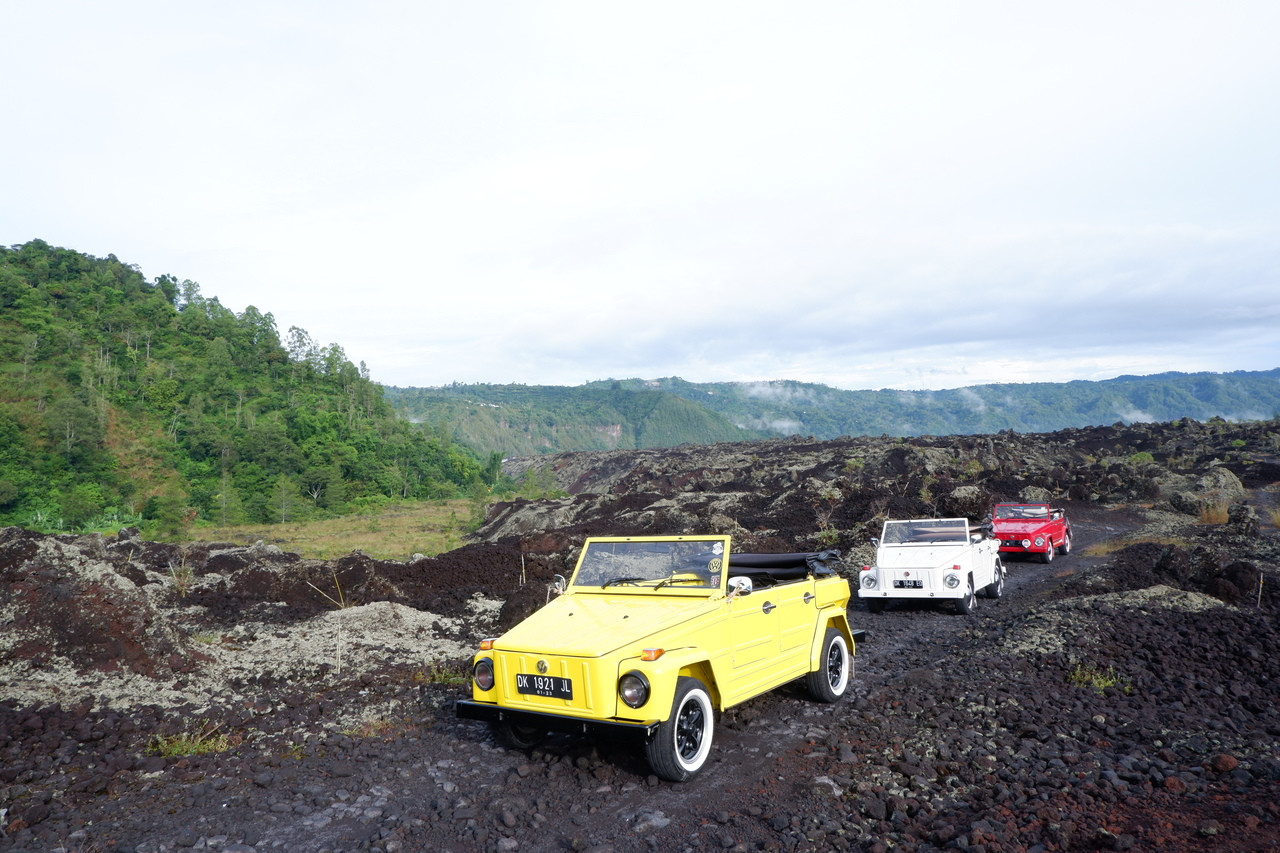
<box><xmin>0</xmin><ymin>528</ymin><xmax>530</xmax><ymax>712</ymax></box>
<box><xmin>485</xmin><ymin>418</ymin><xmax>1280</xmax><ymax>550</ymax></box>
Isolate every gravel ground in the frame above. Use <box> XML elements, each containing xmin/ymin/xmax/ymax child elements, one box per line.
<box><xmin>3</xmin><ymin>501</ymin><xmax>1279</xmax><ymax>853</ymax></box>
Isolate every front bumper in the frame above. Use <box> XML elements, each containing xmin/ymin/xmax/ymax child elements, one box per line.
<box><xmin>857</xmin><ymin>567</ymin><xmax>967</xmax><ymax>600</ymax></box>
<box><xmin>858</xmin><ymin>586</ymin><xmax>965</xmax><ymax>601</ymax></box>
<box><xmin>456</xmin><ymin>700</ymin><xmax>659</xmax><ymax>738</ymax></box>
<box><xmin>998</xmin><ymin>541</ymin><xmax>1047</xmax><ymax>554</ymax></box>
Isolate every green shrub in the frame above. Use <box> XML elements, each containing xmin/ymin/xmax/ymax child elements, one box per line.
<box><xmin>149</xmin><ymin>723</ymin><xmax>235</xmax><ymax>756</ymax></box>
<box><xmin>1067</xmin><ymin>662</ymin><xmax>1130</xmax><ymax>693</ymax></box>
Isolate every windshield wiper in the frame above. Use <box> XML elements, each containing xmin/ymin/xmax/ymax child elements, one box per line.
<box><xmin>654</xmin><ymin>575</ymin><xmax>707</xmax><ymax>589</ymax></box>
<box><xmin>600</xmin><ymin>576</ymin><xmax>646</xmax><ymax>588</ymax></box>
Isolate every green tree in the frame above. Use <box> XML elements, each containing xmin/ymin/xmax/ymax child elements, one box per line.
<box><xmin>155</xmin><ymin>274</ymin><xmax>179</xmax><ymax>305</ymax></box>
<box><xmin>273</xmin><ymin>474</ymin><xmax>302</xmax><ymax>522</ymax></box>
<box><xmin>302</xmin><ymin>464</ymin><xmax>346</xmax><ymax>508</ymax></box>
<box><xmin>42</xmin><ymin>396</ymin><xmax>103</xmax><ymax>462</ymax></box>
<box><xmin>482</xmin><ymin>451</ymin><xmax>502</xmax><ymax>485</ymax></box>
<box><xmin>59</xmin><ymin>483</ymin><xmax>104</xmax><ymax>527</ymax></box>
<box><xmin>213</xmin><ymin>470</ymin><xmax>247</xmax><ymax>525</ymax></box>
<box><xmin>148</xmin><ymin>490</ymin><xmax>190</xmax><ymax>540</ymax></box>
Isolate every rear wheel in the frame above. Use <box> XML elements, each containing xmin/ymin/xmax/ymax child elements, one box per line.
<box><xmin>805</xmin><ymin>627</ymin><xmax>851</xmax><ymax>703</ymax></box>
<box><xmin>1058</xmin><ymin>532</ymin><xmax>1072</xmax><ymax>555</ymax></box>
<box><xmin>646</xmin><ymin>676</ymin><xmax>715</xmax><ymax>782</ymax></box>
<box><xmin>954</xmin><ymin>576</ymin><xmax>976</xmax><ymax>614</ymax></box>
<box><xmin>490</xmin><ymin>720</ymin><xmax>545</xmax><ymax>750</ymax></box>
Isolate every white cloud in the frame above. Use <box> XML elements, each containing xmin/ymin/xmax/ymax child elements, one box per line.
<box><xmin>1115</xmin><ymin>409</ymin><xmax>1158</xmax><ymax>425</ymax></box>
<box><xmin>958</xmin><ymin>388</ymin><xmax>987</xmax><ymax>414</ymax></box>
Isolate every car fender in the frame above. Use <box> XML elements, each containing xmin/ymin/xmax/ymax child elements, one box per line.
<box><xmin>617</xmin><ymin>647</ymin><xmax>723</xmax><ymax>721</ymax></box>
<box><xmin>808</xmin><ymin>609</ymin><xmax>855</xmax><ymax>670</ymax></box>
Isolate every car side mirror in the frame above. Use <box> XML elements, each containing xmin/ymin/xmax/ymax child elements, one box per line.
<box><xmin>870</xmin><ymin>537</ymin><xmax>879</xmax><ymax>547</ymax></box>
<box><xmin>728</xmin><ymin>576</ymin><xmax>753</xmax><ymax>598</ymax></box>
<box><xmin>549</xmin><ymin>574</ymin><xmax>566</xmax><ymax>599</ymax></box>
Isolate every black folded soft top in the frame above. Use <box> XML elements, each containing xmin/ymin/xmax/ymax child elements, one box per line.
<box><xmin>726</xmin><ymin>549</ymin><xmax>841</xmax><ymax>581</ymax></box>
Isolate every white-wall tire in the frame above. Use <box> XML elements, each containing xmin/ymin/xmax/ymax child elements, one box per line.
<box><xmin>645</xmin><ymin>676</ymin><xmax>715</xmax><ymax>782</ymax></box>
<box><xmin>805</xmin><ymin>627</ymin><xmax>851</xmax><ymax>703</ymax></box>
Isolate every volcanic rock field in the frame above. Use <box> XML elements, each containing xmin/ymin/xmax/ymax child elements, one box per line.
<box><xmin>2</xmin><ymin>418</ymin><xmax>1279</xmax><ymax>852</ymax></box>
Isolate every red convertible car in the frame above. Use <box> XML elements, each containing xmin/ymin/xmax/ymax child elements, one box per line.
<box><xmin>990</xmin><ymin>503</ymin><xmax>1071</xmax><ymax>563</ymax></box>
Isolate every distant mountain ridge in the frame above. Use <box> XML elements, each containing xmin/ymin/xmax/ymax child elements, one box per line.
<box><xmin>383</xmin><ymin>370</ymin><xmax>1280</xmax><ymax>457</ymax></box>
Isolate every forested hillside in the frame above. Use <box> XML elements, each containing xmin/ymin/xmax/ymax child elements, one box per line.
<box><xmin>0</xmin><ymin>240</ymin><xmax>493</xmax><ymax>533</ymax></box>
<box><xmin>384</xmin><ymin>382</ymin><xmax>759</xmax><ymax>456</ymax></box>
<box><xmin>386</xmin><ymin>370</ymin><xmax>1280</xmax><ymax>458</ymax></box>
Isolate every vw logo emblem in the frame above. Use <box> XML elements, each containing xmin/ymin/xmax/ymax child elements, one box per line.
<box><xmin>536</xmin><ymin>659</ymin><xmax>548</xmax><ymax>674</ymax></box>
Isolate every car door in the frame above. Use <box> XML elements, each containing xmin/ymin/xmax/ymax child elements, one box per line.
<box><xmin>772</xmin><ymin>578</ymin><xmax>816</xmax><ymax>658</ymax></box>
<box><xmin>726</xmin><ymin>588</ymin><xmax>781</xmax><ymax>701</ymax></box>
<box><xmin>973</xmin><ymin>539</ymin><xmax>997</xmax><ymax>588</ymax></box>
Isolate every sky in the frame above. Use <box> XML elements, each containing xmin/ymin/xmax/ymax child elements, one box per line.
<box><xmin>4</xmin><ymin>1</ymin><xmax>1279</xmax><ymax>392</ymax></box>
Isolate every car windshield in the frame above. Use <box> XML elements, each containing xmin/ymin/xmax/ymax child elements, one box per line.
<box><xmin>994</xmin><ymin>505</ymin><xmax>1049</xmax><ymax>519</ymax></box>
<box><xmin>572</xmin><ymin>538</ymin><xmax>726</xmax><ymax>589</ymax></box>
<box><xmin>880</xmin><ymin>518</ymin><xmax>970</xmax><ymax>545</ymax></box>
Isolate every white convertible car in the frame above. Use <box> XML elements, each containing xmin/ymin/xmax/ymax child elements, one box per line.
<box><xmin>856</xmin><ymin>517</ymin><xmax>1005</xmax><ymax>614</ymax></box>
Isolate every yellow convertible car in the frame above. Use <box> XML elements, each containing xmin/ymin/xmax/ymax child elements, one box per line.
<box><xmin>456</xmin><ymin>535</ymin><xmax>855</xmax><ymax>781</ymax></box>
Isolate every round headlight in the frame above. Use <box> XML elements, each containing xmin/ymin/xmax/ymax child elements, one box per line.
<box><xmin>861</xmin><ymin>574</ymin><xmax>878</xmax><ymax>589</ymax></box>
<box><xmin>944</xmin><ymin>573</ymin><xmax>960</xmax><ymax>589</ymax></box>
<box><xmin>618</xmin><ymin>671</ymin><xmax>650</xmax><ymax>709</ymax></box>
<box><xmin>1021</xmin><ymin>538</ymin><xmax>1031</xmax><ymax>548</ymax></box>
<box><xmin>1034</xmin><ymin>536</ymin><xmax>1045</xmax><ymax>548</ymax></box>
<box><xmin>473</xmin><ymin>657</ymin><xmax>495</xmax><ymax>691</ymax></box>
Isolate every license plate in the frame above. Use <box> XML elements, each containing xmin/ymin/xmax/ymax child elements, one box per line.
<box><xmin>516</xmin><ymin>673</ymin><xmax>573</xmax><ymax>699</ymax></box>
<box><xmin>894</xmin><ymin>579</ymin><xmax>923</xmax><ymax>589</ymax></box>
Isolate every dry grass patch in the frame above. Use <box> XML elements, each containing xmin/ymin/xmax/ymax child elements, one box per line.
<box><xmin>412</xmin><ymin>662</ymin><xmax>470</xmax><ymax>686</ymax></box>
<box><xmin>1197</xmin><ymin>502</ymin><xmax>1230</xmax><ymax>524</ymax></box>
<box><xmin>192</xmin><ymin>499</ymin><xmax>474</xmax><ymax>560</ymax></box>
<box><xmin>104</xmin><ymin>406</ymin><xmax>184</xmax><ymax>506</ymax></box>
<box><xmin>1082</xmin><ymin>534</ymin><xmax>1190</xmax><ymax>557</ymax></box>
<box><xmin>343</xmin><ymin>714</ymin><xmax>418</xmax><ymax>740</ymax></box>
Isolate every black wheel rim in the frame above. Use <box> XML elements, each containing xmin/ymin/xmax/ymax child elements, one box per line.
<box><xmin>675</xmin><ymin>698</ymin><xmax>706</xmax><ymax>760</ymax></box>
<box><xmin>825</xmin><ymin>642</ymin><xmax>844</xmax><ymax>688</ymax></box>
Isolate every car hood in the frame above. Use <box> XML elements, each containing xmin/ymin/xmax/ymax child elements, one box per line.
<box><xmin>494</xmin><ymin>592</ymin><xmax>719</xmax><ymax>658</ymax></box>
<box><xmin>876</xmin><ymin>545</ymin><xmax>968</xmax><ymax>571</ymax></box>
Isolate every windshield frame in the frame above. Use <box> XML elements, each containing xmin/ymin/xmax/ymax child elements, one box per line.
<box><xmin>993</xmin><ymin>503</ymin><xmax>1051</xmax><ymax>520</ymax></box>
<box><xmin>569</xmin><ymin>535</ymin><xmax>732</xmax><ymax>596</ymax></box>
<box><xmin>879</xmin><ymin>518</ymin><xmax>971</xmax><ymax>545</ymax></box>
